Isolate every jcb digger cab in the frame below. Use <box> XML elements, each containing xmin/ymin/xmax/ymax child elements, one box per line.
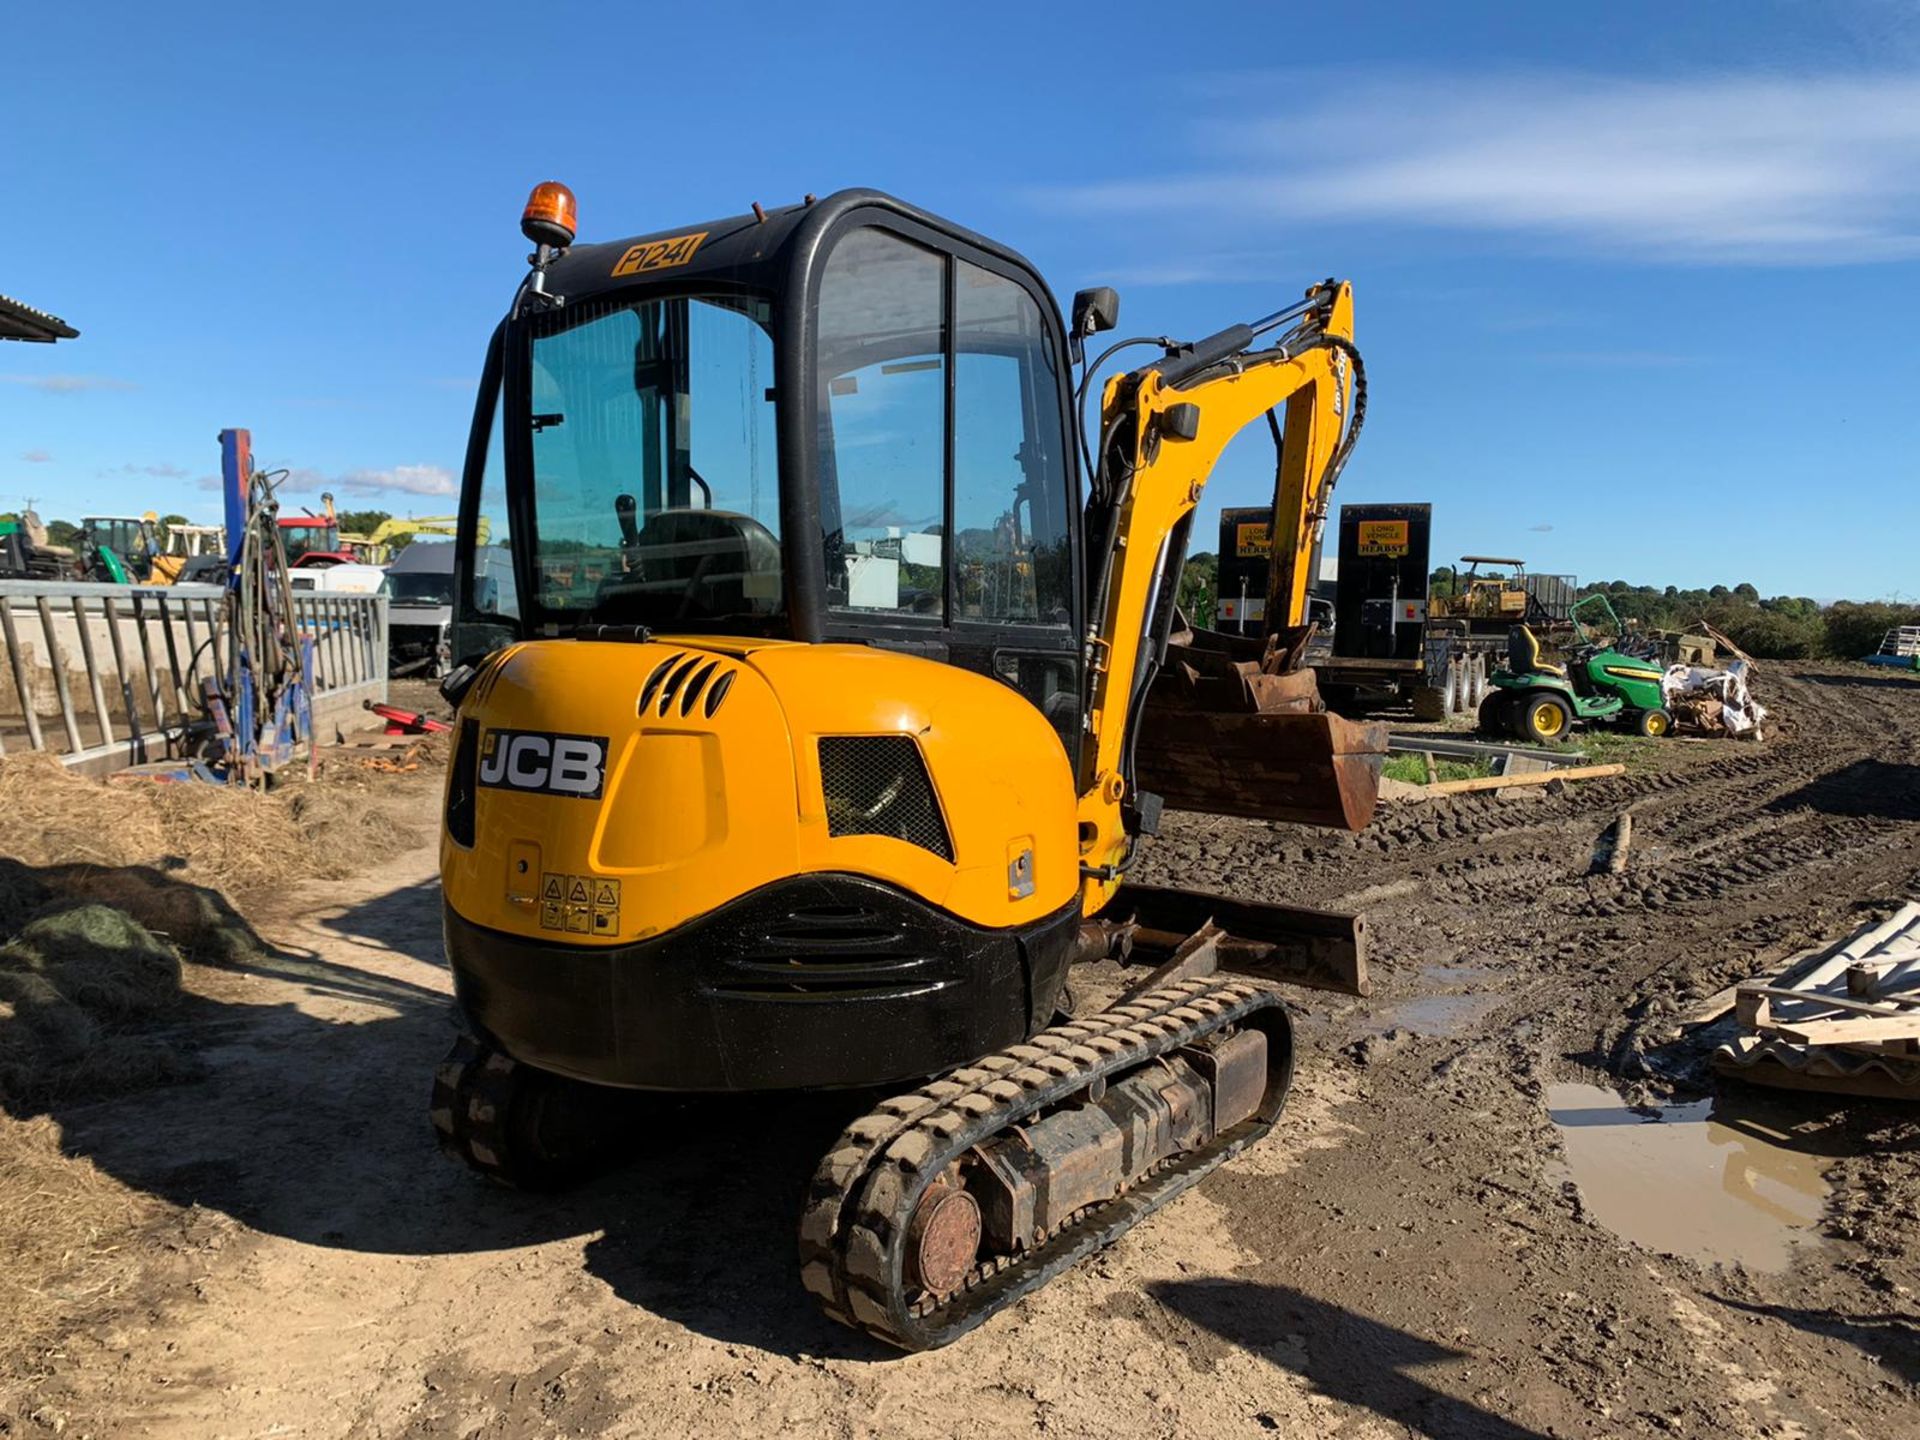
<box><xmin>452</xmin><ymin>190</ymin><xmax>1086</xmax><ymax>760</ymax></box>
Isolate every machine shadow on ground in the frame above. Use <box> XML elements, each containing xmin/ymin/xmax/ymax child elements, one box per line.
<box><xmin>1708</xmin><ymin>1295</ymin><xmax>1920</xmax><ymax>1385</ymax></box>
<box><xmin>1766</xmin><ymin>758</ymin><xmax>1920</xmax><ymax>821</ymax></box>
<box><xmin>34</xmin><ymin>873</ymin><xmax>901</xmax><ymax>1361</ymax></box>
<box><xmin>1148</xmin><ymin>1277</ymin><xmax>1553</xmax><ymax>1440</ymax></box>
<box><xmin>314</xmin><ymin>875</ymin><xmax>449</xmax><ymax>968</ymax></box>
<box><xmin>1800</xmin><ymin>672</ymin><xmax>1920</xmax><ymax>693</ymax></box>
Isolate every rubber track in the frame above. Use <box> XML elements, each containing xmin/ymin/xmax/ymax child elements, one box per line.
<box><xmin>797</xmin><ymin>975</ymin><xmax>1292</xmax><ymax>1351</ymax></box>
<box><xmin>429</xmin><ymin>1032</ymin><xmax>521</xmax><ymax>1185</ymax></box>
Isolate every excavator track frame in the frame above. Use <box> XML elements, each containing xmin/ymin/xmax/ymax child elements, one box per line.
<box><xmin>798</xmin><ymin>974</ymin><xmax>1291</xmax><ymax>1350</ymax></box>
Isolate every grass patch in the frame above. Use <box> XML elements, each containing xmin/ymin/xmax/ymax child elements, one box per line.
<box><xmin>1383</xmin><ymin>754</ymin><xmax>1493</xmax><ymax>786</ymax></box>
<box><xmin>1531</xmin><ymin>728</ymin><xmax>1659</xmax><ymax>771</ymax></box>
<box><xmin>0</xmin><ymin>1113</ymin><xmax>161</xmax><ymax>1374</ymax></box>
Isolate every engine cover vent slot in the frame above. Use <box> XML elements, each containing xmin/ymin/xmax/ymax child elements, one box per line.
<box><xmin>637</xmin><ymin>653</ymin><xmax>683</xmax><ymax>713</ymax></box>
<box><xmin>655</xmin><ymin>656</ymin><xmax>705</xmax><ymax>714</ymax></box>
<box><xmin>636</xmin><ymin>653</ymin><xmax>738</xmax><ymax>720</ymax></box>
<box><xmin>817</xmin><ymin>736</ymin><xmax>954</xmax><ymax>862</ymax></box>
<box><xmin>679</xmin><ymin>660</ymin><xmax>721</xmax><ymax>715</ymax></box>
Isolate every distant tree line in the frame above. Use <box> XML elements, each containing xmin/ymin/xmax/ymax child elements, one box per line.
<box><xmin>1179</xmin><ymin>551</ymin><xmax>1219</xmax><ymax>628</ymax></box>
<box><xmin>1428</xmin><ymin>567</ymin><xmax>1916</xmax><ymax>661</ymax></box>
<box><xmin>1</xmin><ymin>508</ymin><xmax>423</xmax><ymax>556</ymax></box>
<box><xmin>1187</xmin><ymin>552</ymin><xmax>1910</xmax><ymax>661</ymax></box>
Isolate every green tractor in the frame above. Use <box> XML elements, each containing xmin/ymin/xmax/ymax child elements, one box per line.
<box><xmin>1480</xmin><ymin>594</ymin><xmax>1672</xmax><ymax>744</ymax></box>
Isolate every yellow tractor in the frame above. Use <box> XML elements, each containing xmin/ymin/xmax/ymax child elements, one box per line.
<box><xmin>432</xmin><ymin>183</ymin><xmax>1384</xmax><ymax>1349</ymax></box>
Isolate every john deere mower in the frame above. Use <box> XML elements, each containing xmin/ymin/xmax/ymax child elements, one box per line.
<box><xmin>1480</xmin><ymin>594</ymin><xmax>1671</xmax><ymax>743</ymax></box>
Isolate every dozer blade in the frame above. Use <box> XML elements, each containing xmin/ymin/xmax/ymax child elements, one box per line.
<box><xmin>1134</xmin><ymin>635</ymin><xmax>1387</xmax><ymax>831</ymax></box>
<box><xmin>1085</xmin><ymin>881</ymin><xmax>1370</xmax><ymax>999</ymax></box>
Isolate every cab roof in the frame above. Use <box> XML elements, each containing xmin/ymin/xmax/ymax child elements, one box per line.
<box><xmin>541</xmin><ymin>188</ymin><xmax>1054</xmax><ymax>309</ymax></box>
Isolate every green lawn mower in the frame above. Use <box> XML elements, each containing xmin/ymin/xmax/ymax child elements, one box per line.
<box><xmin>1479</xmin><ymin>594</ymin><xmax>1672</xmax><ymax>743</ymax></box>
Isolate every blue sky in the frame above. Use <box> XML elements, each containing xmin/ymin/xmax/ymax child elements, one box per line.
<box><xmin>3</xmin><ymin>0</ymin><xmax>1916</xmax><ymax>598</ymax></box>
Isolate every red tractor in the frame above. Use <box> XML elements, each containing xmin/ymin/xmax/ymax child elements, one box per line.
<box><xmin>277</xmin><ymin>495</ymin><xmax>355</xmax><ymax>568</ymax></box>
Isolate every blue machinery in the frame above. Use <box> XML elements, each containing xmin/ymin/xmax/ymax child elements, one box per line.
<box><xmin>209</xmin><ymin>428</ymin><xmax>315</xmax><ymax>782</ymax></box>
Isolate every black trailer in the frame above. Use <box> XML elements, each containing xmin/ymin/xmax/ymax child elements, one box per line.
<box><xmin>1215</xmin><ymin>507</ymin><xmax>1274</xmax><ymax>635</ymax></box>
<box><xmin>1331</xmin><ymin>504</ymin><xmax>1431</xmax><ymax>660</ymax></box>
<box><xmin>1304</xmin><ymin>504</ymin><xmax>1432</xmax><ymax>709</ymax></box>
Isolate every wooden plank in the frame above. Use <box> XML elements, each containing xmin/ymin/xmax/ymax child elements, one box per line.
<box><xmin>1738</xmin><ymin>982</ymin><xmax>1920</xmax><ymax>1047</ymax></box>
<box><xmin>1421</xmin><ymin>763</ymin><xmax>1624</xmax><ymax>796</ymax></box>
<box><xmin>1750</xmin><ymin>907</ymin><xmax>1919</xmax><ymax>1002</ymax></box>
<box><xmin>1737</xmin><ymin>982</ymin><xmax>1920</xmax><ymax>1019</ymax></box>
<box><xmin>1764</xmin><ymin>1015</ymin><xmax>1920</xmax><ymax>1046</ymax></box>
<box><xmin>1679</xmin><ymin>936</ymin><xmax>1853</xmax><ymax>1028</ymax></box>
<box><xmin>1606</xmin><ymin>812</ymin><xmax>1633</xmax><ymax>875</ymax></box>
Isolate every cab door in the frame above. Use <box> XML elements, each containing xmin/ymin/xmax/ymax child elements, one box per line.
<box><xmin>810</xmin><ymin>217</ymin><xmax>1083</xmax><ymax>759</ymax></box>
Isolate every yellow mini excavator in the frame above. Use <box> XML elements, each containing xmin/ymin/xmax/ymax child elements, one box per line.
<box><xmin>432</xmin><ymin>183</ymin><xmax>1385</xmax><ymax>1349</ymax></box>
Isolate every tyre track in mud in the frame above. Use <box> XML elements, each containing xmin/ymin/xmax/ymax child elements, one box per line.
<box><xmin>1129</xmin><ymin>661</ymin><xmax>1920</xmax><ymax>1437</ymax></box>
<box><xmin>1142</xmin><ymin>663</ymin><xmax>1920</xmax><ymax>1028</ymax></box>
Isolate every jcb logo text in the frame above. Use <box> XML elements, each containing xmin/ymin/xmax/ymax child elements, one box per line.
<box><xmin>478</xmin><ymin>730</ymin><xmax>608</xmax><ymax>800</ymax></box>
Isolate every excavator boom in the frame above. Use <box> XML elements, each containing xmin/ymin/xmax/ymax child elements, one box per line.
<box><xmin>1075</xmin><ymin>283</ymin><xmax>1384</xmax><ymax>904</ymax></box>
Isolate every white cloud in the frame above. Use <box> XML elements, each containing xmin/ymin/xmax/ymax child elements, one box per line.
<box><xmin>0</xmin><ymin>373</ymin><xmax>138</xmax><ymax>393</ymax></box>
<box><xmin>109</xmin><ymin>462</ymin><xmax>189</xmax><ymax>478</ymax></box>
<box><xmin>341</xmin><ymin>464</ymin><xmax>456</xmax><ymax>497</ymax></box>
<box><xmin>283</xmin><ymin>464</ymin><xmax>457</xmax><ymax>499</ymax></box>
<box><xmin>20</xmin><ymin>449</ymin><xmax>52</xmax><ymax>463</ymax></box>
<box><xmin>1054</xmin><ymin>70</ymin><xmax>1920</xmax><ymax>265</ymax></box>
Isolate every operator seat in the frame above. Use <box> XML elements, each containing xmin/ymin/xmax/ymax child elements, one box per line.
<box><xmin>599</xmin><ymin>508</ymin><xmax>781</xmax><ymax>624</ymax></box>
<box><xmin>1507</xmin><ymin>625</ymin><xmax>1564</xmax><ymax>677</ymax></box>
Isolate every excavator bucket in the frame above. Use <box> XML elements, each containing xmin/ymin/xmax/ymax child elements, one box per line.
<box><xmin>1134</xmin><ymin>628</ymin><xmax>1386</xmax><ymax>831</ymax></box>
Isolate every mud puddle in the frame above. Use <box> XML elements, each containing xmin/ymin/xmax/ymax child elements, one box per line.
<box><xmin>1547</xmin><ymin>1082</ymin><xmax>1834</xmax><ymax>1271</ymax></box>
<box><xmin>1367</xmin><ymin>991</ymin><xmax>1504</xmax><ymax>1036</ymax></box>
<box><xmin>1420</xmin><ymin>961</ymin><xmax>1499</xmax><ymax>986</ymax></box>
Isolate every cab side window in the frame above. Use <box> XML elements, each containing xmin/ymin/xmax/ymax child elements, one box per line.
<box><xmin>472</xmin><ymin>382</ymin><xmax>519</xmax><ymax>620</ymax></box>
<box><xmin>816</xmin><ymin>229</ymin><xmax>947</xmax><ymax>616</ymax></box>
<box><xmin>953</xmin><ymin>261</ymin><xmax>1072</xmax><ymax>628</ymax></box>
<box><xmin>812</xmin><ymin>221</ymin><xmax>1082</xmax><ymax>756</ymax></box>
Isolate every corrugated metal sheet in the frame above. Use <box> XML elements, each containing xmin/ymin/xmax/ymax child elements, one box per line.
<box><xmin>0</xmin><ymin>292</ymin><xmax>79</xmax><ymax>343</ymax></box>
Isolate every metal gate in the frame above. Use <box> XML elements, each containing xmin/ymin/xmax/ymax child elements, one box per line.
<box><xmin>0</xmin><ymin>580</ymin><xmax>388</xmax><ymax>775</ymax></box>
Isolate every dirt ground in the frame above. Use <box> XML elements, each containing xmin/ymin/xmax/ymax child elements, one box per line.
<box><xmin>2</xmin><ymin>661</ymin><xmax>1916</xmax><ymax>1438</ymax></box>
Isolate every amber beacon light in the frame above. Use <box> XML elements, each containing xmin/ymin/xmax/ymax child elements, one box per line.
<box><xmin>521</xmin><ymin>181</ymin><xmax>578</xmax><ymax>249</ymax></box>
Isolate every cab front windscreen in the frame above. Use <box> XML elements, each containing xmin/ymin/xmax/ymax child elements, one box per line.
<box><xmin>523</xmin><ymin>291</ymin><xmax>783</xmax><ymax>632</ymax></box>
